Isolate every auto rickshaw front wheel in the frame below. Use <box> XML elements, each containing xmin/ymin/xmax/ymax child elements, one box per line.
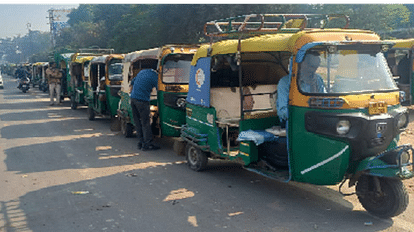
<box><xmin>186</xmin><ymin>144</ymin><xmax>208</xmax><ymax>172</ymax></box>
<box><xmin>356</xmin><ymin>175</ymin><xmax>408</xmax><ymax>218</ymax></box>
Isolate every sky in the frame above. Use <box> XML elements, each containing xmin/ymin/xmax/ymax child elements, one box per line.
<box><xmin>0</xmin><ymin>4</ymin><xmax>79</xmax><ymax>39</ymax></box>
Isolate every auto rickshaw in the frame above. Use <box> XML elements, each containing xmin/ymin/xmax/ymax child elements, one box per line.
<box><xmin>55</xmin><ymin>52</ymin><xmax>74</xmax><ymax>102</ymax></box>
<box><xmin>68</xmin><ymin>56</ymin><xmax>94</xmax><ymax>109</ymax></box>
<box><xmin>31</xmin><ymin>62</ymin><xmax>47</xmax><ymax>87</ymax></box>
<box><xmin>181</xmin><ymin>14</ymin><xmax>413</xmax><ymax>218</ymax></box>
<box><xmin>85</xmin><ymin>53</ymin><xmax>125</xmax><ymax>120</ymax></box>
<box><xmin>69</xmin><ymin>49</ymin><xmax>114</xmax><ymax>110</ymax></box>
<box><xmin>117</xmin><ymin>44</ymin><xmax>199</xmax><ymax>138</ymax></box>
<box><xmin>384</xmin><ymin>38</ymin><xmax>414</xmax><ymax>106</ymax></box>
<box><xmin>38</xmin><ymin>63</ymin><xmax>49</xmax><ymax>92</ymax></box>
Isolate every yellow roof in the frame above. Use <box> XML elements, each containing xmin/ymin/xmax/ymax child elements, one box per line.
<box><xmin>192</xmin><ymin>29</ymin><xmax>380</xmax><ymax>65</ymax></box>
<box><xmin>73</xmin><ymin>56</ymin><xmax>95</xmax><ymax>63</ymax></box>
<box><xmin>33</xmin><ymin>62</ymin><xmax>47</xmax><ymax>66</ymax></box>
<box><xmin>386</xmin><ymin>38</ymin><xmax>414</xmax><ymax>49</ymax></box>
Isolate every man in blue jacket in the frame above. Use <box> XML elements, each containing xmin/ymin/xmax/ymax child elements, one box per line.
<box><xmin>130</xmin><ymin>69</ymin><xmax>160</xmax><ymax>151</ymax></box>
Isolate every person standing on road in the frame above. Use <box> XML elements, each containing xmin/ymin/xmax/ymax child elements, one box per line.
<box><xmin>130</xmin><ymin>69</ymin><xmax>160</xmax><ymax>151</ymax></box>
<box><xmin>46</xmin><ymin>62</ymin><xmax>63</xmax><ymax>106</ymax></box>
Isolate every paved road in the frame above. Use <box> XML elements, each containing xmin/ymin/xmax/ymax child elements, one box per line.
<box><xmin>0</xmin><ymin>75</ymin><xmax>413</xmax><ymax>232</ymax></box>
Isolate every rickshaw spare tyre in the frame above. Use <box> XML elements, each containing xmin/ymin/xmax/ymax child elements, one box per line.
<box><xmin>186</xmin><ymin>144</ymin><xmax>208</xmax><ymax>172</ymax></box>
<box><xmin>356</xmin><ymin>175</ymin><xmax>409</xmax><ymax>218</ymax></box>
<box><xmin>87</xmin><ymin>107</ymin><xmax>95</xmax><ymax>121</ymax></box>
<box><xmin>258</xmin><ymin>137</ymin><xmax>288</xmax><ymax>167</ymax></box>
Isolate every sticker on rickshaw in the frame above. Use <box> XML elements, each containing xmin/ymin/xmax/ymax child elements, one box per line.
<box><xmin>368</xmin><ymin>101</ymin><xmax>387</xmax><ymax>115</ymax></box>
<box><xmin>195</xmin><ymin>69</ymin><xmax>205</xmax><ymax>88</ymax></box>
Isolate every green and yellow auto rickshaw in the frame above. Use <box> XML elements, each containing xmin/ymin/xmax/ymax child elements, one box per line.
<box><xmin>55</xmin><ymin>52</ymin><xmax>74</xmax><ymax>102</ymax></box>
<box><xmin>85</xmin><ymin>53</ymin><xmax>125</xmax><ymax>120</ymax></box>
<box><xmin>117</xmin><ymin>45</ymin><xmax>198</xmax><ymax>138</ymax></box>
<box><xmin>31</xmin><ymin>62</ymin><xmax>47</xmax><ymax>87</ymax></box>
<box><xmin>38</xmin><ymin>62</ymin><xmax>49</xmax><ymax>92</ymax></box>
<box><xmin>181</xmin><ymin>14</ymin><xmax>413</xmax><ymax>218</ymax></box>
<box><xmin>69</xmin><ymin>49</ymin><xmax>114</xmax><ymax>110</ymax></box>
<box><xmin>69</xmin><ymin>55</ymin><xmax>94</xmax><ymax>109</ymax></box>
<box><xmin>384</xmin><ymin>38</ymin><xmax>414</xmax><ymax>106</ymax></box>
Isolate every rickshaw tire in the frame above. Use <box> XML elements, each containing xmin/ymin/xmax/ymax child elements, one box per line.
<box><xmin>87</xmin><ymin>107</ymin><xmax>95</xmax><ymax>121</ymax></box>
<box><xmin>356</xmin><ymin>175</ymin><xmax>408</xmax><ymax>218</ymax></box>
<box><xmin>71</xmin><ymin>97</ymin><xmax>77</xmax><ymax>110</ymax></box>
<box><xmin>186</xmin><ymin>144</ymin><xmax>208</xmax><ymax>172</ymax></box>
<box><xmin>121</xmin><ymin>118</ymin><xmax>134</xmax><ymax>138</ymax></box>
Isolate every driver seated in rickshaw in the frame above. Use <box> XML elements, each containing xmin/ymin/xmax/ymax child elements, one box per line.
<box><xmin>276</xmin><ymin>52</ymin><xmax>325</xmax><ymax>126</ymax></box>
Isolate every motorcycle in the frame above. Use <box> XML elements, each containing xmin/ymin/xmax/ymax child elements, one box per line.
<box><xmin>18</xmin><ymin>77</ymin><xmax>31</xmax><ymax>93</ymax></box>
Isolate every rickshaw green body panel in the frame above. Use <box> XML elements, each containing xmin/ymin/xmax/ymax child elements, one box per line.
<box><xmin>185</xmin><ymin>103</ymin><xmax>280</xmax><ymax>166</ymax></box>
<box><xmin>288</xmin><ymin>105</ymin><xmax>404</xmax><ymax>185</ymax></box>
<box><xmin>105</xmin><ymin>85</ymin><xmax>121</xmax><ymax>117</ymax></box>
<box><xmin>158</xmin><ymin>90</ymin><xmax>187</xmax><ymax>137</ymax></box>
<box><xmin>289</xmin><ymin>106</ymin><xmax>351</xmax><ymax>185</ymax></box>
<box><xmin>86</xmin><ymin>86</ymin><xmax>121</xmax><ymax>117</ymax></box>
<box><xmin>118</xmin><ymin>90</ymin><xmax>157</xmax><ymax>126</ymax></box>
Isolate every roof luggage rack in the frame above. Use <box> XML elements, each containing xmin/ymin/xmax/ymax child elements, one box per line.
<box><xmin>78</xmin><ymin>48</ymin><xmax>115</xmax><ymax>55</ymax></box>
<box><xmin>204</xmin><ymin>14</ymin><xmax>350</xmax><ymax>38</ymax></box>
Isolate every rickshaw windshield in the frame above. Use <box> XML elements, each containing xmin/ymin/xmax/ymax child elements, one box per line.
<box><xmin>108</xmin><ymin>63</ymin><xmax>123</xmax><ymax>81</ymax></box>
<box><xmin>162</xmin><ymin>54</ymin><xmax>192</xmax><ymax>84</ymax></box>
<box><xmin>299</xmin><ymin>47</ymin><xmax>398</xmax><ymax>94</ymax></box>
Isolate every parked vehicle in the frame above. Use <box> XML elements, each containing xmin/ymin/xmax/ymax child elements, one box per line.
<box><xmin>385</xmin><ymin>38</ymin><xmax>414</xmax><ymax>106</ymax></box>
<box><xmin>69</xmin><ymin>49</ymin><xmax>114</xmax><ymax>110</ymax></box>
<box><xmin>117</xmin><ymin>44</ymin><xmax>199</xmax><ymax>138</ymax></box>
<box><xmin>38</xmin><ymin>63</ymin><xmax>49</xmax><ymax>93</ymax></box>
<box><xmin>55</xmin><ymin>52</ymin><xmax>74</xmax><ymax>102</ymax></box>
<box><xmin>85</xmin><ymin>53</ymin><xmax>125</xmax><ymax>120</ymax></box>
<box><xmin>181</xmin><ymin>14</ymin><xmax>413</xmax><ymax>218</ymax></box>
<box><xmin>31</xmin><ymin>62</ymin><xmax>47</xmax><ymax>87</ymax></box>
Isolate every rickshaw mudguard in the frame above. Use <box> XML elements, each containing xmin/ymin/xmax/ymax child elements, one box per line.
<box><xmin>355</xmin><ymin>144</ymin><xmax>414</xmax><ymax>179</ymax></box>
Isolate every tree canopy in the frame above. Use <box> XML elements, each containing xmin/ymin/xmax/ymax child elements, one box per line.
<box><xmin>2</xmin><ymin>4</ymin><xmax>414</xmax><ymax>64</ymax></box>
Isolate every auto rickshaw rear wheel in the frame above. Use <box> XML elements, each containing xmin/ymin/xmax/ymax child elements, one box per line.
<box><xmin>186</xmin><ymin>144</ymin><xmax>208</xmax><ymax>172</ymax></box>
<box><xmin>121</xmin><ymin>118</ymin><xmax>134</xmax><ymax>138</ymax></box>
<box><xmin>71</xmin><ymin>96</ymin><xmax>77</xmax><ymax>110</ymax></box>
<box><xmin>87</xmin><ymin>107</ymin><xmax>95</xmax><ymax>121</ymax></box>
<box><xmin>356</xmin><ymin>175</ymin><xmax>408</xmax><ymax>218</ymax></box>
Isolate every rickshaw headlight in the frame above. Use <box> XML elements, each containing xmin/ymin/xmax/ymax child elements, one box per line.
<box><xmin>176</xmin><ymin>98</ymin><xmax>186</xmax><ymax>108</ymax></box>
<box><xmin>336</xmin><ymin>120</ymin><xmax>350</xmax><ymax>135</ymax></box>
<box><xmin>397</xmin><ymin>113</ymin><xmax>409</xmax><ymax>129</ymax></box>
<box><xmin>397</xmin><ymin>151</ymin><xmax>410</xmax><ymax>166</ymax></box>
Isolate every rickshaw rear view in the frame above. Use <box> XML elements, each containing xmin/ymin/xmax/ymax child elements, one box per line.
<box><xmin>181</xmin><ymin>14</ymin><xmax>413</xmax><ymax>218</ymax></box>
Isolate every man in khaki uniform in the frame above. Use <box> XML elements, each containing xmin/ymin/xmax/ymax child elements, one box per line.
<box><xmin>46</xmin><ymin>62</ymin><xmax>63</xmax><ymax>106</ymax></box>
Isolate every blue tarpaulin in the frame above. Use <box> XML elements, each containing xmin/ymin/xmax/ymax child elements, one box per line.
<box><xmin>237</xmin><ymin>130</ymin><xmax>278</xmax><ymax>146</ymax></box>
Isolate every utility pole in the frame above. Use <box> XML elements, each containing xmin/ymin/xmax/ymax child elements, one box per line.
<box><xmin>27</xmin><ymin>23</ymin><xmax>32</xmax><ymax>62</ymax></box>
<box><xmin>47</xmin><ymin>9</ymin><xmax>55</xmax><ymax>48</ymax></box>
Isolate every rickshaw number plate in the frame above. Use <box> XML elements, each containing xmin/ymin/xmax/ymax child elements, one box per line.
<box><xmin>368</xmin><ymin>102</ymin><xmax>387</xmax><ymax>115</ymax></box>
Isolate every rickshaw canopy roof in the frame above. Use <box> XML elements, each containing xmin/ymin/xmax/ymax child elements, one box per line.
<box><xmin>91</xmin><ymin>55</ymin><xmax>109</xmax><ymax>64</ymax></box>
<box><xmin>33</xmin><ymin>62</ymin><xmax>47</xmax><ymax>66</ymax></box>
<box><xmin>73</xmin><ymin>56</ymin><xmax>95</xmax><ymax>64</ymax></box>
<box><xmin>124</xmin><ymin>48</ymin><xmax>161</xmax><ymax>63</ymax></box>
<box><xmin>387</xmin><ymin>38</ymin><xmax>414</xmax><ymax>49</ymax></box>
<box><xmin>191</xmin><ymin>29</ymin><xmax>380</xmax><ymax>65</ymax></box>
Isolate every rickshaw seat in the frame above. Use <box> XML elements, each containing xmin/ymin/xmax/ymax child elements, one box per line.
<box><xmin>211</xmin><ymin>85</ymin><xmax>277</xmax><ymax>126</ymax></box>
